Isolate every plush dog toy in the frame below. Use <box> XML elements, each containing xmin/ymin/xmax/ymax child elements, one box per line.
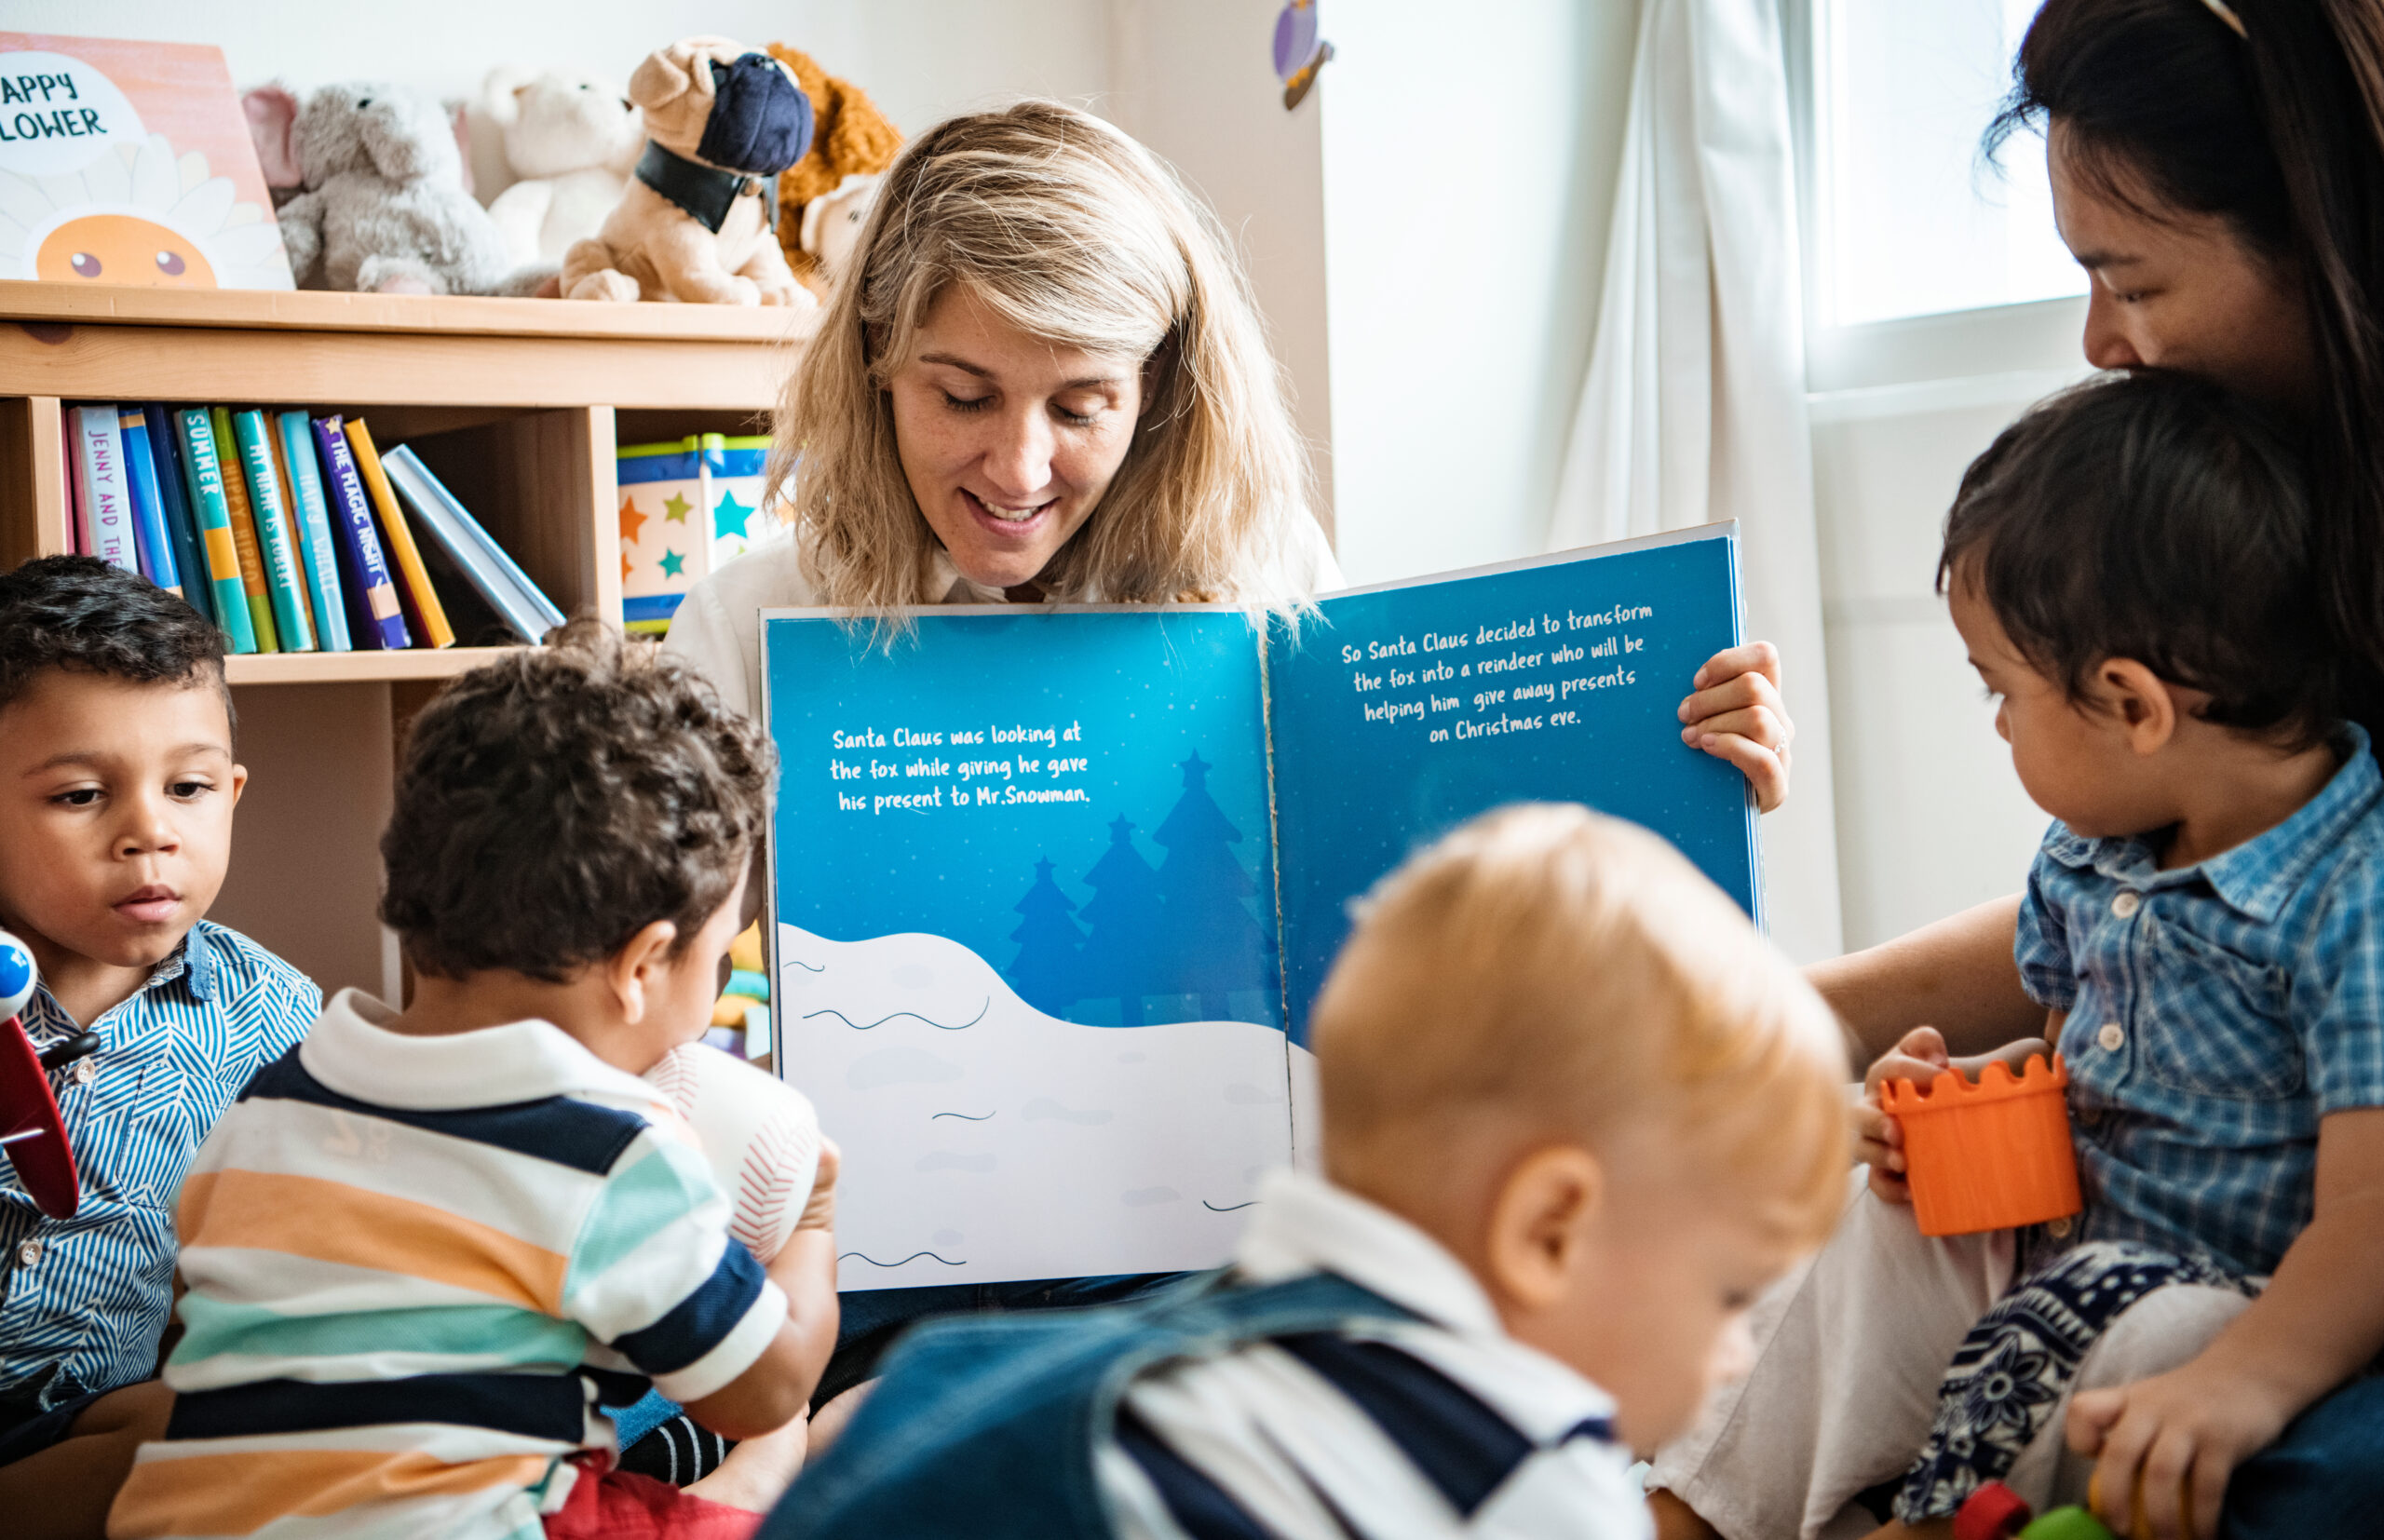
<box><xmin>480</xmin><ymin>68</ymin><xmax>643</xmax><ymax>266</ymax></box>
<box><xmin>247</xmin><ymin>81</ymin><xmax>523</xmax><ymax>295</ymax></box>
<box><xmin>562</xmin><ymin>38</ymin><xmax>814</xmax><ymax>306</ymax></box>
<box><xmin>794</xmin><ymin>171</ymin><xmax>882</xmax><ymax>295</ymax></box>
<box><xmin>765</xmin><ymin>46</ymin><xmax>903</xmax><ymax>296</ymax></box>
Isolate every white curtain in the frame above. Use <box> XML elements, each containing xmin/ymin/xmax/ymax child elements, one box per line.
<box><xmin>1549</xmin><ymin>0</ymin><xmax>1843</xmax><ymax>962</ymax></box>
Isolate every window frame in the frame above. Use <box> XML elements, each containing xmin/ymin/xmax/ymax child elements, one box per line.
<box><xmin>1784</xmin><ymin>0</ymin><xmax>2091</xmax><ymax>396</ymax></box>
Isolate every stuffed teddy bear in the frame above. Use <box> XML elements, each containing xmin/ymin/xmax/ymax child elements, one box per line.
<box><xmin>562</xmin><ymin>37</ymin><xmax>814</xmax><ymax>307</ymax></box>
<box><xmin>796</xmin><ymin>170</ymin><xmax>882</xmax><ymax>292</ymax></box>
<box><xmin>247</xmin><ymin>81</ymin><xmax>522</xmax><ymax>295</ymax></box>
<box><xmin>479</xmin><ymin>68</ymin><xmax>643</xmax><ymax>267</ymax></box>
<box><xmin>765</xmin><ymin>45</ymin><xmax>903</xmax><ymax>295</ymax></box>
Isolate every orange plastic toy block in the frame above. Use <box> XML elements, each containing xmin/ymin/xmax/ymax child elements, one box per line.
<box><xmin>1883</xmin><ymin>1052</ymin><xmax>2081</xmax><ymax>1236</ymax></box>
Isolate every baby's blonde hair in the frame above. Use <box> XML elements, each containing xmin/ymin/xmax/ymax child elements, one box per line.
<box><xmin>773</xmin><ymin>99</ymin><xmax>1316</xmax><ymax>617</ymax></box>
<box><xmin>1312</xmin><ymin>804</ymin><xmax>1849</xmax><ymax>1247</ymax></box>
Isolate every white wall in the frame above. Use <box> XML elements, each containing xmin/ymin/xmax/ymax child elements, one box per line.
<box><xmin>1318</xmin><ymin>0</ymin><xmax>1639</xmax><ymax>586</ymax></box>
<box><xmin>1104</xmin><ymin>0</ymin><xmax>1335</xmax><ymax>530</ymax></box>
<box><xmin>1809</xmin><ymin>299</ymin><xmax>2092</xmax><ymax>949</ymax></box>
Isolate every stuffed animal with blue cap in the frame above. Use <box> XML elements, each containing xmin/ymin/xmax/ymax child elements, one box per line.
<box><xmin>561</xmin><ymin>36</ymin><xmax>817</xmax><ymax>306</ymax></box>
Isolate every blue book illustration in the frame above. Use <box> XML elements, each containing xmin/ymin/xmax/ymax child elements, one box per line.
<box><xmin>142</xmin><ymin>403</ymin><xmax>211</xmax><ymax>626</ymax></box>
<box><xmin>275</xmin><ymin>411</ymin><xmax>350</xmax><ymax>651</ymax></box>
<box><xmin>378</xmin><ymin>445</ymin><xmax>565</xmax><ymax>643</ymax></box>
<box><xmin>114</xmin><ymin>407</ymin><xmax>181</xmax><ymax>598</ymax></box>
<box><xmin>760</xmin><ymin>523</ymin><xmax>1754</xmax><ymax>1289</ymax></box>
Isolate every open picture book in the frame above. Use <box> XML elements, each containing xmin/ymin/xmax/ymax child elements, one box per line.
<box><xmin>762</xmin><ymin>521</ymin><xmax>1760</xmax><ymax>1289</ymax></box>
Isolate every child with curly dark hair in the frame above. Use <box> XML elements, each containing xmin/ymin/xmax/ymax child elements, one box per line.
<box><xmin>0</xmin><ymin>557</ymin><xmax>318</xmax><ymax>1540</ymax></box>
<box><xmin>110</xmin><ymin>622</ymin><xmax>838</xmax><ymax>1540</ymax></box>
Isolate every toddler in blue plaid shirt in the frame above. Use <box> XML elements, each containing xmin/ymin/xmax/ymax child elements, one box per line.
<box><xmin>1650</xmin><ymin>371</ymin><xmax>2384</xmax><ymax>1540</ymax></box>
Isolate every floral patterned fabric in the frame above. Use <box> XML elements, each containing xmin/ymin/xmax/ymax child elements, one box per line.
<box><xmin>1896</xmin><ymin>1240</ymin><xmax>2255</xmax><ymax>1522</ymax></box>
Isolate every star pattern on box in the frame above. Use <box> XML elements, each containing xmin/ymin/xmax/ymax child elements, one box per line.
<box><xmin>660</xmin><ymin>549</ymin><xmax>685</xmax><ymax>578</ymax></box>
<box><xmin>664</xmin><ymin>493</ymin><xmax>693</xmax><ymax>524</ymax></box>
<box><xmin>714</xmin><ymin>490</ymin><xmax>753</xmax><ymax>541</ymax></box>
<box><xmin>619</xmin><ymin>495</ymin><xmax>649</xmax><ymax>545</ymax></box>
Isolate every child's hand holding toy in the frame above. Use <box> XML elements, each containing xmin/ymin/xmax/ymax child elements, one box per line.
<box><xmin>1854</xmin><ymin>1027</ymin><xmax>2053</xmax><ymax>1203</ymax></box>
<box><xmin>2066</xmin><ymin>1342</ymin><xmax>2296</xmax><ymax>1540</ymax></box>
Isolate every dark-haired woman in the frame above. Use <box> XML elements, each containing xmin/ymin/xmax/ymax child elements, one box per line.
<box><xmin>1661</xmin><ymin>3</ymin><xmax>2384</xmax><ymax>1538</ymax></box>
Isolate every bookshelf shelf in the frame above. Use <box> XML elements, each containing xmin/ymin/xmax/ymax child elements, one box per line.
<box><xmin>224</xmin><ymin>647</ymin><xmax>523</xmax><ymax>686</ymax></box>
<box><xmin>0</xmin><ymin>282</ymin><xmax>799</xmax><ymax>1001</ymax></box>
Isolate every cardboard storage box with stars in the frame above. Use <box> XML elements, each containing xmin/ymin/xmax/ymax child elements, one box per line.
<box><xmin>616</xmin><ymin>435</ymin><xmax>775</xmax><ymax>632</ymax></box>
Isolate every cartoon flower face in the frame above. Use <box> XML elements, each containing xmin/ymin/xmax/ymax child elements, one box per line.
<box><xmin>0</xmin><ymin>131</ymin><xmax>290</xmax><ymax>290</ymax></box>
<box><xmin>34</xmin><ymin>212</ymin><xmax>217</xmax><ymax>286</ymax></box>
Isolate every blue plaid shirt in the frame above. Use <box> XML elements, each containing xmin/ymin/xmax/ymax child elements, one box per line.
<box><xmin>0</xmin><ymin>923</ymin><xmax>317</xmax><ymax>1412</ymax></box>
<box><xmin>2017</xmin><ymin>726</ymin><xmax>2384</xmax><ymax>1280</ymax></box>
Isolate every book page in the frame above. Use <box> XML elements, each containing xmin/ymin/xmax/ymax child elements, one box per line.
<box><xmin>1270</xmin><ymin>525</ymin><xmax>1758</xmax><ymax>1052</ymax></box>
<box><xmin>763</xmin><ymin>607</ymin><xmax>1292</xmax><ymax>1288</ymax></box>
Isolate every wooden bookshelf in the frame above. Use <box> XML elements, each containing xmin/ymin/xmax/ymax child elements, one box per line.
<box><xmin>0</xmin><ymin>281</ymin><xmax>811</xmax><ymax>999</ymax></box>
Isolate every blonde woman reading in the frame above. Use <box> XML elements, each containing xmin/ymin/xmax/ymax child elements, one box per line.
<box><xmin>663</xmin><ymin>98</ymin><xmax>1797</xmax><ymax>1447</ymax></box>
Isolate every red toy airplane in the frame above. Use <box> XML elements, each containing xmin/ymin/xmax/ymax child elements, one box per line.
<box><xmin>0</xmin><ymin>928</ymin><xmax>88</xmax><ymax>1220</ymax></box>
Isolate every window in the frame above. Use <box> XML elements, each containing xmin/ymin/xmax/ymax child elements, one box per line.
<box><xmin>1812</xmin><ymin>0</ymin><xmax>2085</xmax><ymax>327</ymax></box>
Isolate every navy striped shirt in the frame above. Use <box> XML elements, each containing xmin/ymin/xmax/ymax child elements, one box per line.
<box><xmin>0</xmin><ymin>923</ymin><xmax>318</xmax><ymax>1411</ymax></box>
<box><xmin>1100</xmin><ymin>1172</ymin><xmax>1648</xmax><ymax>1540</ymax></box>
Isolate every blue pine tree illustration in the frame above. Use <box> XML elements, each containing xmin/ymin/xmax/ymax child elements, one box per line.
<box><xmin>1151</xmin><ymin>751</ymin><xmax>1270</xmax><ymax>1016</ymax></box>
<box><xmin>1077</xmin><ymin>815</ymin><xmax>1164</xmax><ymax>1026</ymax></box>
<box><xmin>1007</xmin><ymin>856</ymin><xmax>1085</xmax><ymax>1015</ymax></box>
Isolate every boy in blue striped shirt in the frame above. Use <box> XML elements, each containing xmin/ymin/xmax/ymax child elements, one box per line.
<box><xmin>0</xmin><ymin>557</ymin><xmax>320</xmax><ymax>1537</ymax></box>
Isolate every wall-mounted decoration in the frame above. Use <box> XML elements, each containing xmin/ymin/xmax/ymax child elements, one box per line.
<box><xmin>1272</xmin><ymin>2</ymin><xmax>1333</xmax><ymax>111</ymax></box>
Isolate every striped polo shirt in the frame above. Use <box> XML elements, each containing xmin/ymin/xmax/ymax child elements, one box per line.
<box><xmin>1099</xmin><ymin>1171</ymin><xmax>1649</xmax><ymax>1540</ymax></box>
<box><xmin>108</xmin><ymin>990</ymin><xmax>788</xmax><ymax>1540</ymax></box>
<box><xmin>1</xmin><ymin>923</ymin><xmax>318</xmax><ymax>1413</ymax></box>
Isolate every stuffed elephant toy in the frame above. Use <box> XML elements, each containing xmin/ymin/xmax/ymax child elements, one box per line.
<box><xmin>247</xmin><ymin>81</ymin><xmax>530</xmax><ymax>295</ymax></box>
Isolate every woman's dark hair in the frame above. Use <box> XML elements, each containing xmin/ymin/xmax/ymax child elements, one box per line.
<box><xmin>1940</xmin><ymin>370</ymin><xmax>2337</xmax><ymax>747</ymax></box>
<box><xmin>1985</xmin><ymin>0</ymin><xmax>2384</xmax><ymax>736</ymax></box>
<box><xmin>380</xmin><ymin>620</ymin><xmax>777</xmax><ymax>981</ymax></box>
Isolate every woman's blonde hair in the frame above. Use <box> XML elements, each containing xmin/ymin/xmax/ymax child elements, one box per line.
<box><xmin>1312</xmin><ymin>804</ymin><xmax>1851</xmax><ymax>1248</ymax></box>
<box><xmin>773</xmin><ymin>99</ymin><xmax>1317</xmax><ymax>615</ymax></box>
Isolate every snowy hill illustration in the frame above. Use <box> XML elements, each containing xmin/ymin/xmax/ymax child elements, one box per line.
<box><xmin>779</xmin><ymin>922</ymin><xmax>1311</xmax><ymax>1288</ymax></box>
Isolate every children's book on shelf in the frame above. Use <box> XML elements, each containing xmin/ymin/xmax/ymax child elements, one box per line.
<box><xmin>67</xmin><ymin>404</ymin><xmax>137</xmax><ymax>573</ymax></box>
<box><xmin>230</xmin><ymin>411</ymin><xmax>315</xmax><ymax>652</ymax></box>
<box><xmin>309</xmin><ymin>415</ymin><xmax>411</xmax><ymax>652</ymax></box>
<box><xmin>344</xmin><ymin>420</ymin><xmax>454</xmax><ymax>650</ymax></box>
<box><xmin>0</xmin><ymin>34</ymin><xmax>293</xmax><ymax>289</ymax></box>
<box><xmin>617</xmin><ymin>434</ymin><xmax>774</xmax><ymax>635</ymax></box>
<box><xmin>141</xmin><ymin>402</ymin><xmax>208</xmax><ymax>622</ymax></box>
<box><xmin>381</xmin><ymin>445</ymin><xmax>564</xmax><ymax>644</ymax></box>
<box><xmin>61</xmin><ymin>412</ymin><xmax>82</xmax><ymax>555</ymax></box>
<box><xmin>48</xmin><ymin>399</ymin><xmax>569</xmax><ymax>654</ymax></box>
<box><xmin>114</xmin><ymin>407</ymin><xmax>181</xmax><ymax>599</ymax></box>
<box><xmin>208</xmin><ymin>407</ymin><xmax>278</xmax><ymax>652</ymax></box>
<box><xmin>171</xmin><ymin>408</ymin><xmax>256</xmax><ymax>652</ymax></box>
<box><xmin>270</xmin><ymin>410</ymin><xmax>346</xmax><ymax>651</ymax></box>
<box><xmin>762</xmin><ymin>522</ymin><xmax>1757</xmax><ymax>1289</ymax></box>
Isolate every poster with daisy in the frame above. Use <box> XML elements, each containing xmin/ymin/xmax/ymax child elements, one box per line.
<box><xmin>0</xmin><ymin>34</ymin><xmax>293</xmax><ymax>290</ymax></box>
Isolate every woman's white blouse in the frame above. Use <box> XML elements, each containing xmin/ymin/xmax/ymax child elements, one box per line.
<box><xmin>663</xmin><ymin>518</ymin><xmax>1347</xmax><ymax>721</ymax></box>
